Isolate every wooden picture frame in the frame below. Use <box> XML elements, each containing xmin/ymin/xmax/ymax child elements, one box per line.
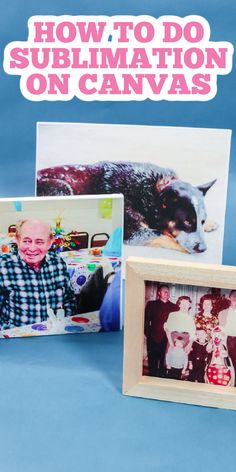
<box><xmin>123</xmin><ymin>257</ymin><xmax>236</xmax><ymax>410</ymax></box>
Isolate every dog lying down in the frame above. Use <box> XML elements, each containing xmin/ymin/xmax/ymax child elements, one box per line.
<box><xmin>37</xmin><ymin>161</ymin><xmax>218</xmax><ymax>254</ymax></box>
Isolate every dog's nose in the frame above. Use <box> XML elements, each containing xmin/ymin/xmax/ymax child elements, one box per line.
<box><xmin>193</xmin><ymin>243</ymin><xmax>207</xmax><ymax>253</ymax></box>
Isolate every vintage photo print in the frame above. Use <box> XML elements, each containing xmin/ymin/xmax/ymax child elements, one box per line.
<box><xmin>0</xmin><ymin>194</ymin><xmax>123</xmax><ymax>339</ymax></box>
<box><xmin>144</xmin><ymin>281</ymin><xmax>236</xmax><ymax>387</ymax></box>
<box><xmin>36</xmin><ymin>122</ymin><xmax>231</xmax><ymax>264</ymax></box>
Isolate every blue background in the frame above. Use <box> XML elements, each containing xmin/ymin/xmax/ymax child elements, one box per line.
<box><xmin>0</xmin><ymin>2</ymin><xmax>236</xmax><ymax>471</ymax></box>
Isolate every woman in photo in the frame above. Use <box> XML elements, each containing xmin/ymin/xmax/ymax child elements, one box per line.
<box><xmin>194</xmin><ymin>294</ymin><xmax>219</xmax><ymax>339</ymax></box>
<box><xmin>164</xmin><ymin>296</ymin><xmax>196</xmax><ymax>355</ymax></box>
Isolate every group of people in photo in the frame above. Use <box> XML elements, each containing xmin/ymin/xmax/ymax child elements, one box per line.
<box><xmin>144</xmin><ymin>284</ymin><xmax>236</xmax><ymax>387</ymax></box>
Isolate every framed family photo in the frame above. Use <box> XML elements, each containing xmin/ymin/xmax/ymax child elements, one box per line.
<box><xmin>123</xmin><ymin>257</ymin><xmax>236</xmax><ymax>410</ymax></box>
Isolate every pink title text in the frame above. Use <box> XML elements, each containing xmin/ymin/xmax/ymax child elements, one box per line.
<box><xmin>3</xmin><ymin>15</ymin><xmax>234</xmax><ymax>101</ymax></box>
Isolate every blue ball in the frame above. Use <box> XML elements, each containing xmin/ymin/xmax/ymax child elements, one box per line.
<box><xmin>77</xmin><ymin>275</ymin><xmax>86</xmax><ymax>286</ymax></box>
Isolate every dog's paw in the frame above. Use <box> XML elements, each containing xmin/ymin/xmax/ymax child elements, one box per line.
<box><xmin>203</xmin><ymin>219</ymin><xmax>219</xmax><ymax>232</ymax></box>
<box><xmin>144</xmin><ymin>235</ymin><xmax>188</xmax><ymax>253</ymax></box>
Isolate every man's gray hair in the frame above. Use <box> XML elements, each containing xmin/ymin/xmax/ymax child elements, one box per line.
<box><xmin>15</xmin><ymin>219</ymin><xmax>53</xmax><ymax>239</ymax></box>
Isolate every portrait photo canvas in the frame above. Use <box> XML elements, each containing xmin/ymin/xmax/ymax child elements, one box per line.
<box><xmin>0</xmin><ymin>194</ymin><xmax>123</xmax><ymax>339</ymax></box>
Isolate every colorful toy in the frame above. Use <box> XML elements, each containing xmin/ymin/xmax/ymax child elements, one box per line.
<box><xmin>206</xmin><ymin>326</ymin><xmax>234</xmax><ymax>386</ymax></box>
<box><xmin>90</xmin><ymin>247</ymin><xmax>102</xmax><ymax>256</ymax></box>
<box><xmin>0</xmin><ymin>236</ymin><xmax>16</xmax><ymax>254</ymax></box>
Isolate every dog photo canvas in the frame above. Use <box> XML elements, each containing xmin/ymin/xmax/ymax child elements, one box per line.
<box><xmin>36</xmin><ymin>123</ymin><xmax>231</xmax><ymax>264</ymax></box>
<box><xmin>0</xmin><ymin>194</ymin><xmax>123</xmax><ymax>339</ymax></box>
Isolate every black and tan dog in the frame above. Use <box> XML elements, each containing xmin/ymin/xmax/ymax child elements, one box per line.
<box><xmin>37</xmin><ymin>161</ymin><xmax>217</xmax><ymax>254</ymax></box>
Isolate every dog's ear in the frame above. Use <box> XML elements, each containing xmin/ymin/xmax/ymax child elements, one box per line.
<box><xmin>197</xmin><ymin>179</ymin><xmax>217</xmax><ymax>196</ymax></box>
<box><xmin>156</xmin><ymin>176</ymin><xmax>176</xmax><ymax>192</ymax></box>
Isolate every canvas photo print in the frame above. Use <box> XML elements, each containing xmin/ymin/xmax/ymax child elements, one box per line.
<box><xmin>0</xmin><ymin>195</ymin><xmax>123</xmax><ymax>338</ymax></box>
<box><xmin>36</xmin><ymin>123</ymin><xmax>231</xmax><ymax>264</ymax></box>
<box><xmin>143</xmin><ymin>281</ymin><xmax>236</xmax><ymax>387</ymax></box>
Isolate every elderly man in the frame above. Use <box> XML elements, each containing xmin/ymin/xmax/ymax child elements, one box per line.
<box><xmin>144</xmin><ymin>285</ymin><xmax>178</xmax><ymax>377</ymax></box>
<box><xmin>0</xmin><ymin>219</ymin><xmax>76</xmax><ymax>329</ymax></box>
<box><xmin>219</xmin><ymin>290</ymin><xmax>236</xmax><ymax>385</ymax></box>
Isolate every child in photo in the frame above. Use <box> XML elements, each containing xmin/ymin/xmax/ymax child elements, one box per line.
<box><xmin>188</xmin><ymin>329</ymin><xmax>212</xmax><ymax>383</ymax></box>
<box><xmin>166</xmin><ymin>336</ymin><xmax>188</xmax><ymax>380</ymax></box>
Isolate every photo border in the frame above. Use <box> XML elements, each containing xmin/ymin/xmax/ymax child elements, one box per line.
<box><xmin>123</xmin><ymin>257</ymin><xmax>236</xmax><ymax>409</ymax></box>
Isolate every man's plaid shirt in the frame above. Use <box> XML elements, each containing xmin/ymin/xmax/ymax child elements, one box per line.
<box><xmin>0</xmin><ymin>252</ymin><xmax>76</xmax><ymax>329</ymax></box>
